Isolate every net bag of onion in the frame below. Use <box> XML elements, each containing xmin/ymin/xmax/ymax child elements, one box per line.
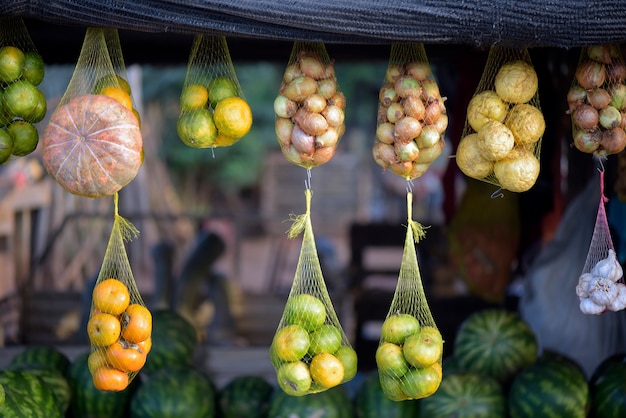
<box><xmin>41</xmin><ymin>27</ymin><xmax>142</xmax><ymax>198</ymax></box>
<box><xmin>270</xmin><ymin>188</ymin><xmax>356</xmax><ymax>396</ymax></box>
<box><xmin>87</xmin><ymin>193</ymin><xmax>152</xmax><ymax>392</ymax></box>
<box><xmin>0</xmin><ymin>17</ymin><xmax>48</xmax><ymax>162</ymax></box>
<box><xmin>274</xmin><ymin>41</ymin><xmax>346</xmax><ymax>168</ymax></box>
<box><xmin>576</xmin><ymin>166</ymin><xmax>626</xmax><ymax>314</ymax></box>
<box><xmin>375</xmin><ymin>191</ymin><xmax>442</xmax><ymax>401</ymax></box>
<box><xmin>456</xmin><ymin>46</ymin><xmax>544</xmax><ymax>193</ymax></box>
<box><xmin>568</xmin><ymin>44</ymin><xmax>626</xmax><ymax>157</ymax></box>
<box><xmin>373</xmin><ymin>43</ymin><xmax>448</xmax><ymax>180</ymax></box>
<box><xmin>177</xmin><ymin>34</ymin><xmax>252</xmax><ymax>149</ymax></box>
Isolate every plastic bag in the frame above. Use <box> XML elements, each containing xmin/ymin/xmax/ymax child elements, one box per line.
<box><xmin>270</xmin><ymin>187</ymin><xmax>356</xmax><ymax>396</ymax></box>
<box><xmin>87</xmin><ymin>193</ymin><xmax>151</xmax><ymax>391</ymax></box>
<box><xmin>376</xmin><ymin>190</ymin><xmax>443</xmax><ymax>401</ymax></box>
<box><xmin>373</xmin><ymin>42</ymin><xmax>448</xmax><ymax>180</ymax></box>
<box><xmin>456</xmin><ymin>46</ymin><xmax>544</xmax><ymax>193</ymax></box>
<box><xmin>275</xmin><ymin>41</ymin><xmax>346</xmax><ymax>169</ymax></box>
<box><xmin>178</xmin><ymin>34</ymin><xmax>252</xmax><ymax>148</ymax></box>
<box><xmin>41</xmin><ymin>27</ymin><xmax>142</xmax><ymax>198</ymax></box>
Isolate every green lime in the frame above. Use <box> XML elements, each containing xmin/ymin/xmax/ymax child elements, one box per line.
<box><xmin>0</xmin><ymin>46</ymin><xmax>25</xmax><ymax>84</ymax></box>
<box><xmin>22</xmin><ymin>51</ymin><xmax>45</xmax><ymax>86</ymax></box>
<box><xmin>8</xmin><ymin>120</ymin><xmax>38</xmax><ymax>156</ymax></box>
<box><xmin>208</xmin><ymin>76</ymin><xmax>238</xmax><ymax>108</ymax></box>
<box><xmin>0</xmin><ymin>128</ymin><xmax>14</xmax><ymax>163</ymax></box>
<box><xmin>176</xmin><ymin>108</ymin><xmax>217</xmax><ymax>148</ymax></box>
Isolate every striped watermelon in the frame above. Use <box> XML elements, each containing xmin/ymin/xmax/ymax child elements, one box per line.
<box><xmin>508</xmin><ymin>353</ymin><xmax>590</xmax><ymax>418</ymax></box>
<box><xmin>218</xmin><ymin>375</ymin><xmax>273</xmax><ymax>418</ymax></box>
<box><xmin>453</xmin><ymin>309</ymin><xmax>538</xmax><ymax>385</ymax></box>
<box><xmin>9</xmin><ymin>364</ymin><xmax>71</xmax><ymax>415</ymax></box>
<box><xmin>143</xmin><ymin>310</ymin><xmax>198</xmax><ymax>373</ymax></box>
<box><xmin>268</xmin><ymin>385</ymin><xmax>353</xmax><ymax>418</ymax></box>
<box><xmin>353</xmin><ymin>372</ymin><xmax>418</xmax><ymax>418</ymax></box>
<box><xmin>0</xmin><ymin>370</ymin><xmax>62</xmax><ymax>417</ymax></box>
<box><xmin>9</xmin><ymin>345</ymin><xmax>71</xmax><ymax>375</ymax></box>
<box><xmin>589</xmin><ymin>353</ymin><xmax>626</xmax><ymax>418</ymax></box>
<box><xmin>130</xmin><ymin>365</ymin><xmax>216</xmax><ymax>418</ymax></box>
<box><xmin>0</xmin><ymin>382</ymin><xmax>4</xmax><ymax>407</ymax></box>
<box><xmin>419</xmin><ymin>372</ymin><xmax>505</xmax><ymax>417</ymax></box>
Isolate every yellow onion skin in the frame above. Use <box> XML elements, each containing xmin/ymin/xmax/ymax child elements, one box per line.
<box><xmin>293</xmin><ymin>108</ymin><xmax>329</xmax><ymax>136</ymax></box>
<box><xmin>303</xmin><ymin>93</ymin><xmax>327</xmax><ymax>113</ymax></box>
<box><xmin>573</xmin><ymin>104</ymin><xmax>600</xmax><ymax>131</ymax></box>
<box><xmin>373</xmin><ymin>141</ymin><xmax>397</xmax><ymax>169</ymax></box>
<box><xmin>416</xmin><ymin>139</ymin><xmax>445</xmax><ymax>164</ymax></box>
<box><xmin>606</xmin><ymin>60</ymin><xmax>626</xmax><ymax>84</ymax></box>
<box><xmin>376</xmin><ymin>122</ymin><xmax>395</xmax><ymax>144</ymax></box>
<box><xmin>299</xmin><ymin>54</ymin><xmax>326</xmax><ymax>80</ymax></box>
<box><xmin>312</xmin><ymin>146</ymin><xmax>336</xmax><ymax>165</ymax></box>
<box><xmin>274</xmin><ymin>95</ymin><xmax>298</xmax><ymax>118</ymax></box>
<box><xmin>599</xmin><ymin>127</ymin><xmax>626</xmax><ymax>156</ymax></box>
<box><xmin>394</xmin><ymin>116</ymin><xmax>422</xmax><ymax>143</ymax></box>
<box><xmin>290</xmin><ymin>124</ymin><xmax>315</xmax><ymax>155</ymax></box>
<box><xmin>322</xmin><ymin>105</ymin><xmax>345</xmax><ymax>127</ymax></box>
<box><xmin>576</xmin><ymin>60</ymin><xmax>606</xmax><ymax>90</ymax></box>
<box><xmin>315</xmin><ymin>127</ymin><xmax>339</xmax><ymax>148</ymax></box>
<box><xmin>282</xmin><ymin>76</ymin><xmax>318</xmax><ymax>102</ymax></box>
<box><xmin>573</xmin><ymin>128</ymin><xmax>601</xmax><ymax>153</ymax></box>
<box><xmin>276</xmin><ymin>117</ymin><xmax>294</xmax><ymax>146</ymax></box>
<box><xmin>379</xmin><ymin>83</ymin><xmax>399</xmax><ymax>106</ymax></box>
<box><xmin>406</xmin><ymin>61</ymin><xmax>431</xmax><ymax>81</ymax></box>
<box><xmin>403</xmin><ymin>95</ymin><xmax>426</xmax><ymax>120</ymax></box>
<box><xmin>394</xmin><ymin>139</ymin><xmax>419</xmax><ymax>162</ymax></box>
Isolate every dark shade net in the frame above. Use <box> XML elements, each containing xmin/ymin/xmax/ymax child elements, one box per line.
<box><xmin>4</xmin><ymin>0</ymin><xmax>626</xmax><ymax>49</ymax></box>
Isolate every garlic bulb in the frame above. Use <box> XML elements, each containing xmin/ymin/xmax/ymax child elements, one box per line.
<box><xmin>591</xmin><ymin>249</ymin><xmax>623</xmax><ymax>282</ymax></box>
<box><xmin>580</xmin><ymin>297</ymin><xmax>605</xmax><ymax>315</ymax></box>
<box><xmin>576</xmin><ymin>273</ymin><xmax>593</xmax><ymax>298</ymax></box>
<box><xmin>607</xmin><ymin>282</ymin><xmax>626</xmax><ymax>312</ymax></box>
<box><xmin>589</xmin><ymin>276</ymin><xmax>619</xmax><ymax>306</ymax></box>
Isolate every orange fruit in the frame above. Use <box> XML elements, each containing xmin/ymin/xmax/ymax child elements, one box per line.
<box><xmin>400</xmin><ymin>364</ymin><xmax>442</xmax><ymax>399</ymax></box>
<box><xmin>99</xmin><ymin>86</ymin><xmax>133</xmax><ymax>110</ymax></box>
<box><xmin>132</xmin><ymin>108</ymin><xmax>141</xmax><ymax>128</ymax></box>
<box><xmin>309</xmin><ymin>352</ymin><xmax>344</xmax><ymax>388</ymax></box>
<box><xmin>208</xmin><ymin>76</ymin><xmax>238</xmax><ymax>108</ymax></box>
<box><xmin>180</xmin><ymin>83</ymin><xmax>209</xmax><ymax>111</ymax></box>
<box><xmin>308</xmin><ymin>324</ymin><xmax>342</xmax><ymax>356</ymax></box>
<box><xmin>271</xmin><ymin>324</ymin><xmax>310</xmax><ymax>362</ymax></box>
<box><xmin>284</xmin><ymin>294</ymin><xmax>326</xmax><ymax>332</ymax></box>
<box><xmin>402</xmin><ymin>326</ymin><xmax>443</xmax><ymax>368</ymax></box>
<box><xmin>22</xmin><ymin>51</ymin><xmax>45</xmax><ymax>86</ymax></box>
<box><xmin>93</xmin><ymin>278</ymin><xmax>130</xmax><ymax>316</ymax></box>
<box><xmin>7</xmin><ymin>120</ymin><xmax>38</xmax><ymax>157</ymax></box>
<box><xmin>213</xmin><ymin>133</ymin><xmax>240</xmax><ymax>147</ymax></box>
<box><xmin>177</xmin><ymin>108</ymin><xmax>218</xmax><ymax>148</ymax></box>
<box><xmin>0</xmin><ymin>46</ymin><xmax>25</xmax><ymax>84</ymax></box>
<box><xmin>87</xmin><ymin>313</ymin><xmax>121</xmax><ymax>347</ymax></box>
<box><xmin>121</xmin><ymin>304</ymin><xmax>152</xmax><ymax>343</ymax></box>
<box><xmin>376</xmin><ymin>342</ymin><xmax>410</xmax><ymax>378</ymax></box>
<box><xmin>92</xmin><ymin>367</ymin><xmax>129</xmax><ymax>392</ymax></box>
<box><xmin>87</xmin><ymin>348</ymin><xmax>109</xmax><ymax>374</ymax></box>
<box><xmin>276</xmin><ymin>361</ymin><xmax>311</xmax><ymax>396</ymax></box>
<box><xmin>0</xmin><ymin>127</ymin><xmax>14</xmax><ymax>164</ymax></box>
<box><xmin>213</xmin><ymin>96</ymin><xmax>252</xmax><ymax>140</ymax></box>
<box><xmin>379</xmin><ymin>372</ymin><xmax>406</xmax><ymax>401</ymax></box>
<box><xmin>3</xmin><ymin>80</ymin><xmax>41</xmax><ymax>120</ymax></box>
<box><xmin>381</xmin><ymin>313</ymin><xmax>420</xmax><ymax>344</ymax></box>
<box><xmin>24</xmin><ymin>88</ymin><xmax>47</xmax><ymax>124</ymax></box>
<box><xmin>94</xmin><ymin>74</ymin><xmax>131</xmax><ymax>95</ymax></box>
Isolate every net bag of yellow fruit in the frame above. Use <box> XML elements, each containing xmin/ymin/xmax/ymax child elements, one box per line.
<box><xmin>87</xmin><ymin>193</ymin><xmax>151</xmax><ymax>392</ymax></box>
<box><xmin>376</xmin><ymin>190</ymin><xmax>443</xmax><ymax>401</ymax></box>
<box><xmin>177</xmin><ymin>34</ymin><xmax>252</xmax><ymax>148</ymax></box>
<box><xmin>373</xmin><ymin>43</ymin><xmax>448</xmax><ymax>180</ymax></box>
<box><xmin>41</xmin><ymin>27</ymin><xmax>142</xmax><ymax>198</ymax></box>
<box><xmin>0</xmin><ymin>17</ymin><xmax>48</xmax><ymax>163</ymax></box>
<box><xmin>576</xmin><ymin>165</ymin><xmax>626</xmax><ymax>314</ymax></box>
<box><xmin>456</xmin><ymin>46</ymin><xmax>544</xmax><ymax>193</ymax></box>
<box><xmin>274</xmin><ymin>41</ymin><xmax>346</xmax><ymax>168</ymax></box>
<box><xmin>270</xmin><ymin>188</ymin><xmax>357</xmax><ymax>396</ymax></box>
<box><xmin>569</xmin><ymin>44</ymin><xmax>626</xmax><ymax>157</ymax></box>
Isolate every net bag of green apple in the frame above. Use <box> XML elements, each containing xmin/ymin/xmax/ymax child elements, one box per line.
<box><xmin>456</xmin><ymin>46</ymin><xmax>544</xmax><ymax>193</ymax></box>
<box><xmin>373</xmin><ymin>43</ymin><xmax>448</xmax><ymax>179</ymax></box>
<box><xmin>274</xmin><ymin>41</ymin><xmax>346</xmax><ymax>169</ymax></box>
<box><xmin>41</xmin><ymin>27</ymin><xmax>142</xmax><ymax>198</ymax></box>
<box><xmin>376</xmin><ymin>190</ymin><xmax>443</xmax><ymax>401</ymax></box>
<box><xmin>87</xmin><ymin>192</ymin><xmax>152</xmax><ymax>392</ymax></box>
<box><xmin>177</xmin><ymin>34</ymin><xmax>252</xmax><ymax>149</ymax></box>
<box><xmin>576</xmin><ymin>165</ymin><xmax>626</xmax><ymax>314</ymax></box>
<box><xmin>568</xmin><ymin>44</ymin><xmax>626</xmax><ymax>157</ymax></box>
<box><xmin>0</xmin><ymin>17</ymin><xmax>48</xmax><ymax>163</ymax></box>
<box><xmin>270</xmin><ymin>188</ymin><xmax>357</xmax><ymax>396</ymax></box>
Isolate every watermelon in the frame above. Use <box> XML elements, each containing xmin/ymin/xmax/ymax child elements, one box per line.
<box><xmin>589</xmin><ymin>353</ymin><xmax>626</xmax><ymax>418</ymax></box>
<box><xmin>268</xmin><ymin>385</ymin><xmax>353</xmax><ymax>418</ymax></box>
<box><xmin>0</xmin><ymin>370</ymin><xmax>62</xmax><ymax>417</ymax></box>
<box><xmin>66</xmin><ymin>352</ymin><xmax>140</xmax><ymax>418</ymax></box>
<box><xmin>419</xmin><ymin>372</ymin><xmax>505</xmax><ymax>417</ymax></box>
<box><xmin>9</xmin><ymin>345</ymin><xmax>71</xmax><ymax>375</ymax></box>
<box><xmin>143</xmin><ymin>309</ymin><xmax>197</xmax><ymax>373</ymax></box>
<box><xmin>453</xmin><ymin>309</ymin><xmax>538</xmax><ymax>385</ymax></box>
<box><xmin>0</xmin><ymin>382</ymin><xmax>4</xmax><ymax>407</ymax></box>
<box><xmin>353</xmin><ymin>372</ymin><xmax>419</xmax><ymax>418</ymax></box>
<box><xmin>218</xmin><ymin>375</ymin><xmax>273</xmax><ymax>418</ymax></box>
<box><xmin>130</xmin><ymin>365</ymin><xmax>216</xmax><ymax>418</ymax></box>
<box><xmin>508</xmin><ymin>353</ymin><xmax>590</xmax><ymax>418</ymax></box>
<box><xmin>9</xmin><ymin>364</ymin><xmax>71</xmax><ymax>415</ymax></box>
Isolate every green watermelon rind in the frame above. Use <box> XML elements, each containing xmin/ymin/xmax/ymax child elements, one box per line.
<box><xmin>353</xmin><ymin>372</ymin><xmax>419</xmax><ymax>418</ymax></box>
<box><xmin>7</xmin><ymin>364</ymin><xmax>71</xmax><ymax>415</ymax></box>
<box><xmin>268</xmin><ymin>385</ymin><xmax>353</xmax><ymax>418</ymax></box>
<box><xmin>143</xmin><ymin>310</ymin><xmax>198</xmax><ymax>373</ymax></box>
<box><xmin>218</xmin><ymin>375</ymin><xmax>274</xmax><ymax>418</ymax></box>
<box><xmin>590</xmin><ymin>358</ymin><xmax>626</xmax><ymax>418</ymax></box>
<box><xmin>0</xmin><ymin>370</ymin><xmax>62</xmax><ymax>418</ymax></box>
<box><xmin>9</xmin><ymin>345</ymin><xmax>71</xmax><ymax>375</ymax></box>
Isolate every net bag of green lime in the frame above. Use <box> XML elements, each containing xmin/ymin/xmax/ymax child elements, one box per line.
<box><xmin>0</xmin><ymin>17</ymin><xmax>48</xmax><ymax>163</ymax></box>
<box><xmin>376</xmin><ymin>191</ymin><xmax>443</xmax><ymax>401</ymax></box>
<box><xmin>177</xmin><ymin>34</ymin><xmax>252</xmax><ymax>149</ymax></box>
<box><xmin>456</xmin><ymin>46</ymin><xmax>544</xmax><ymax>193</ymax></box>
<box><xmin>568</xmin><ymin>44</ymin><xmax>626</xmax><ymax>157</ymax></box>
<box><xmin>87</xmin><ymin>193</ymin><xmax>152</xmax><ymax>392</ymax></box>
<box><xmin>373</xmin><ymin>43</ymin><xmax>448</xmax><ymax>180</ymax></box>
<box><xmin>41</xmin><ymin>27</ymin><xmax>142</xmax><ymax>198</ymax></box>
<box><xmin>576</xmin><ymin>165</ymin><xmax>626</xmax><ymax>314</ymax></box>
<box><xmin>270</xmin><ymin>188</ymin><xmax>357</xmax><ymax>396</ymax></box>
<box><xmin>274</xmin><ymin>41</ymin><xmax>346</xmax><ymax>168</ymax></box>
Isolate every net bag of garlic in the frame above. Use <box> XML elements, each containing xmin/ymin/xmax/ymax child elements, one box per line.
<box><xmin>456</xmin><ymin>46</ymin><xmax>545</xmax><ymax>193</ymax></box>
<box><xmin>87</xmin><ymin>193</ymin><xmax>152</xmax><ymax>392</ymax></box>
<box><xmin>0</xmin><ymin>17</ymin><xmax>48</xmax><ymax>162</ymax></box>
<box><xmin>177</xmin><ymin>35</ymin><xmax>252</xmax><ymax>149</ymax></box>
<box><xmin>41</xmin><ymin>27</ymin><xmax>142</xmax><ymax>198</ymax></box>
<box><xmin>576</xmin><ymin>166</ymin><xmax>626</xmax><ymax>314</ymax></box>
<box><xmin>274</xmin><ymin>41</ymin><xmax>346</xmax><ymax>168</ymax></box>
<box><xmin>568</xmin><ymin>45</ymin><xmax>626</xmax><ymax>157</ymax></box>
<box><xmin>270</xmin><ymin>187</ymin><xmax>357</xmax><ymax>396</ymax></box>
<box><xmin>375</xmin><ymin>190</ymin><xmax>442</xmax><ymax>401</ymax></box>
<box><xmin>373</xmin><ymin>43</ymin><xmax>448</xmax><ymax>180</ymax></box>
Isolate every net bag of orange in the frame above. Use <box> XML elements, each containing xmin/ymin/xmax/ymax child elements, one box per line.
<box><xmin>456</xmin><ymin>46</ymin><xmax>544</xmax><ymax>193</ymax></box>
<box><xmin>87</xmin><ymin>193</ymin><xmax>151</xmax><ymax>392</ymax></box>
<box><xmin>0</xmin><ymin>17</ymin><xmax>48</xmax><ymax>162</ymax></box>
<box><xmin>274</xmin><ymin>41</ymin><xmax>346</xmax><ymax>168</ymax></box>
<box><xmin>177</xmin><ymin>35</ymin><xmax>252</xmax><ymax>148</ymax></box>
<box><xmin>41</xmin><ymin>27</ymin><xmax>142</xmax><ymax>198</ymax></box>
<box><xmin>568</xmin><ymin>44</ymin><xmax>626</xmax><ymax>157</ymax></box>
<box><xmin>270</xmin><ymin>187</ymin><xmax>357</xmax><ymax>396</ymax></box>
<box><xmin>576</xmin><ymin>164</ymin><xmax>626</xmax><ymax>314</ymax></box>
<box><xmin>375</xmin><ymin>190</ymin><xmax>443</xmax><ymax>401</ymax></box>
<box><xmin>373</xmin><ymin>43</ymin><xmax>448</xmax><ymax>180</ymax></box>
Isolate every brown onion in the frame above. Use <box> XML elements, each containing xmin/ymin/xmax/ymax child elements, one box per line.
<box><xmin>299</xmin><ymin>55</ymin><xmax>326</xmax><ymax>80</ymax></box>
<box><xmin>323</xmin><ymin>61</ymin><xmax>336</xmax><ymax>79</ymax></box>
<box><xmin>377</xmin><ymin>105</ymin><xmax>389</xmax><ymax>124</ymax></box>
<box><xmin>315</xmin><ymin>127</ymin><xmax>339</xmax><ymax>148</ymax></box>
<box><xmin>394</xmin><ymin>140</ymin><xmax>419</xmax><ymax>161</ymax></box>
<box><xmin>587</xmin><ymin>88</ymin><xmax>612</xmax><ymax>110</ymax></box>
<box><xmin>394</xmin><ymin>116</ymin><xmax>422</xmax><ymax>142</ymax></box>
<box><xmin>389</xmin><ymin>160</ymin><xmax>413</xmax><ymax>177</ymax></box>
<box><xmin>294</xmin><ymin>108</ymin><xmax>328</xmax><ymax>136</ymax></box>
<box><xmin>283</xmin><ymin>76</ymin><xmax>318</xmax><ymax>102</ymax></box>
<box><xmin>282</xmin><ymin>144</ymin><xmax>304</xmax><ymax>165</ymax></box>
<box><xmin>394</xmin><ymin>76</ymin><xmax>421</xmax><ymax>98</ymax></box>
<box><xmin>274</xmin><ymin>95</ymin><xmax>298</xmax><ymax>118</ymax></box>
<box><xmin>406</xmin><ymin>61</ymin><xmax>431</xmax><ymax>81</ymax></box>
<box><xmin>385</xmin><ymin>64</ymin><xmax>404</xmax><ymax>83</ymax></box>
<box><xmin>303</xmin><ymin>93</ymin><xmax>327</xmax><ymax>113</ymax></box>
<box><xmin>434</xmin><ymin>113</ymin><xmax>449</xmax><ymax>134</ymax></box>
<box><xmin>416</xmin><ymin>139</ymin><xmax>445</xmax><ymax>164</ymax></box>
<box><xmin>275</xmin><ymin>117</ymin><xmax>294</xmax><ymax>146</ymax></box>
<box><xmin>379</xmin><ymin>83</ymin><xmax>398</xmax><ymax>106</ymax></box>
<box><xmin>291</xmin><ymin>124</ymin><xmax>315</xmax><ymax>154</ymax></box>
<box><xmin>336</xmin><ymin>123</ymin><xmax>346</xmax><ymax>138</ymax></box>
<box><xmin>373</xmin><ymin>141</ymin><xmax>397</xmax><ymax>169</ymax></box>
<box><xmin>587</xmin><ymin>45</ymin><xmax>614</xmax><ymax>64</ymax></box>
<box><xmin>312</xmin><ymin>146</ymin><xmax>336</xmax><ymax>165</ymax></box>
<box><xmin>576</xmin><ymin>60</ymin><xmax>606</xmax><ymax>89</ymax></box>
<box><xmin>573</xmin><ymin>104</ymin><xmax>600</xmax><ymax>130</ymax></box>
<box><xmin>424</xmin><ymin>100</ymin><xmax>442</xmax><ymax>125</ymax></box>
<box><xmin>600</xmin><ymin>127</ymin><xmax>626</xmax><ymax>155</ymax></box>
<box><xmin>387</xmin><ymin>102</ymin><xmax>405</xmax><ymax>123</ymax></box>
<box><xmin>567</xmin><ymin>85</ymin><xmax>587</xmax><ymax>112</ymax></box>
<box><xmin>610</xmin><ymin>84</ymin><xmax>626</xmax><ymax>110</ymax></box>
<box><xmin>284</xmin><ymin>63</ymin><xmax>303</xmax><ymax>83</ymax></box>
<box><xmin>408</xmin><ymin>162</ymin><xmax>430</xmax><ymax>179</ymax></box>
<box><xmin>416</xmin><ymin>125</ymin><xmax>441</xmax><ymax>148</ymax></box>
<box><xmin>317</xmin><ymin>78</ymin><xmax>338</xmax><ymax>99</ymax></box>
<box><xmin>621</xmin><ymin>111</ymin><xmax>626</xmax><ymax>130</ymax></box>
<box><xmin>421</xmin><ymin>80</ymin><xmax>441</xmax><ymax>104</ymax></box>
<box><xmin>573</xmin><ymin>128</ymin><xmax>601</xmax><ymax>153</ymax></box>
<box><xmin>599</xmin><ymin>105</ymin><xmax>622</xmax><ymax>129</ymax></box>
<box><xmin>376</xmin><ymin>122</ymin><xmax>395</xmax><ymax>144</ymax></box>
<box><xmin>402</xmin><ymin>95</ymin><xmax>426</xmax><ymax>120</ymax></box>
<box><xmin>328</xmin><ymin>92</ymin><xmax>346</xmax><ymax>108</ymax></box>
<box><xmin>606</xmin><ymin>61</ymin><xmax>626</xmax><ymax>83</ymax></box>
<box><xmin>322</xmin><ymin>105</ymin><xmax>345</xmax><ymax>127</ymax></box>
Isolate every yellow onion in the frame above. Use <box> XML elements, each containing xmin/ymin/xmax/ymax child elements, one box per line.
<box><xmin>606</xmin><ymin>61</ymin><xmax>626</xmax><ymax>83</ymax></box>
<box><xmin>317</xmin><ymin>78</ymin><xmax>338</xmax><ymax>99</ymax></box>
<box><xmin>587</xmin><ymin>45</ymin><xmax>614</xmax><ymax>64</ymax></box>
<box><xmin>599</xmin><ymin>127</ymin><xmax>626</xmax><ymax>156</ymax></box>
<box><xmin>394</xmin><ymin>139</ymin><xmax>419</xmax><ymax>161</ymax></box>
<box><xmin>274</xmin><ymin>95</ymin><xmax>298</xmax><ymax>118</ymax></box>
<box><xmin>408</xmin><ymin>162</ymin><xmax>431</xmax><ymax>179</ymax></box>
<box><xmin>282</xmin><ymin>76</ymin><xmax>318</xmax><ymax>102</ymax></box>
<box><xmin>299</xmin><ymin>54</ymin><xmax>326</xmax><ymax>80</ymax></box>
<box><xmin>336</xmin><ymin>123</ymin><xmax>346</xmax><ymax>138</ymax></box>
<box><xmin>424</xmin><ymin>100</ymin><xmax>443</xmax><ymax>125</ymax></box>
<box><xmin>477</xmin><ymin>120</ymin><xmax>515</xmax><ymax>161</ymax></box>
<box><xmin>406</xmin><ymin>61</ymin><xmax>431</xmax><ymax>81</ymax></box>
<box><xmin>494</xmin><ymin>60</ymin><xmax>538</xmax><ymax>104</ymax></box>
<box><xmin>322</xmin><ymin>105</ymin><xmax>345</xmax><ymax>127</ymax></box>
<box><xmin>421</xmin><ymin>79</ymin><xmax>441</xmax><ymax>104</ymax></box>
<box><xmin>493</xmin><ymin>147</ymin><xmax>540</xmax><ymax>193</ymax></box>
<box><xmin>505</xmin><ymin>103</ymin><xmax>545</xmax><ymax>146</ymax></box>
<box><xmin>599</xmin><ymin>105</ymin><xmax>622</xmax><ymax>129</ymax></box>
<box><xmin>379</xmin><ymin>83</ymin><xmax>399</xmax><ymax>106</ymax></box>
<box><xmin>394</xmin><ymin>116</ymin><xmax>422</xmax><ymax>142</ymax></box>
<box><xmin>573</xmin><ymin>128</ymin><xmax>601</xmax><ymax>153</ymax></box>
<box><xmin>275</xmin><ymin>117</ymin><xmax>294</xmax><ymax>146</ymax></box>
<box><xmin>576</xmin><ymin>60</ymin><xmax>606</xmax><ymax>90</ymax></box>
<box><xmin>416</xmin><ymin>139</ymin><xmax>445</xmax><ymax>164</ymax></box>
<box><xmin>323</xmin><ymin>62</ymin><xmax>336</xmax><ymax>79</ymax></box>
<box><xmin>303</xmin><ymin>93</ymin><xmax>327</xmax><ymax>113</ymax></box>
<box><xmin>435</xmin><ymin>113</ymin><xmax>449</xmax><ymax>134</ymax></box>
<box><xmin>385</xmin><ymin>64</ymin><xmax>404</xmax><ymax>83</ymax></box>
<box><xmin>284</xmin><ymin>63</ymin><xmax>303</xmax><ymax>83</ymax></box>
<box><xmin>621</xmin><ymin>111</ymin><xmax>626</xmax><ymax>130</ymax></box>
<box><xmin>573</xmin><ymin>104</ymin><xmax>599</xmax><ymax>131</ymax></box>
<box><xmin>312</xmin><ymin>146</ymin><xmax>336</xmax><ymax>165</ymax></box>
<box><xmin>377</xmin><ymin>105</ymin><xmax>389</xmax><ymax>124</ymax></box>
<box><xmin>610</xmin><ymin>84</ymin><xmax>626</xmax><ymax>110</ymax></box>
<box><xmin>282</xmin><ymin>144</ymin><xmax>304</xmax><ymax>165</ymax></box>
<box><xmin>373</xmin><ymin>141</ymin><xmax>397</xmax><ymax>169</ymax></box>
<box><xmin>387</xmin><ymin>102</ymin><xmax>405</xmax><ymax>123</ymax></box>
<box><xmin>328</xmin><ymin>92</ymin><xmax>346</xmax><ymax>108</ymax></box>
<box><xmin>403</xmin><ymin>95</ymin><xmax>426</xmax><ymax>120</ymax></box>
<box><xmin>587</xmin><ymin>88</ymin><xmax>612</xmax><ymax>110</ymax></box>
<box><xmin>315</xmin><ymin>127</ymin><xmax>339</xmax><ymax>148</ymax></box>
<box><xmin>376</xmin><ymin>122</ymin><xmax>395</xmax><ymax>144</ymax></box>
<box><xmin>567</xmin><ymin>85</ymin><xmax>587</xmax><ymax>112</ymax></box>
<box><xmin>467</xmin><ymin>90</ymin><xmax>508</xmax><ymax>132</ymax></box>
<box><xmin>416</xmin><ymin>124</ymin><xmax>441</xmax><ymax>149</ymax></box>
<box><xmin>294</xmin><ymin>108</ymin><xmax>329</xmax><ymax>136</ymax></box>
<box><xmin>291</xmin><ymin>124</ymin><xmax>315</xmax><ymax>154</ymax></box>
<box><xmin>456</xmin><ymin>133</ymin><xmax>494</xmax><ymax>179</ymax></box>
<box><xmin>394</xmin><ymin>76</ymin><xmax>421</xmax><ymax>98</ymax></box>
<box><xmin>389</xmin><ymin>160</ymin><xmax>414</xmax><ymax>177</ymax></box>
